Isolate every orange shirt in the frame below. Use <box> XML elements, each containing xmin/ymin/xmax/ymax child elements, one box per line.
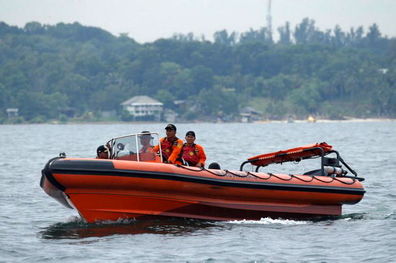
<box><xmin>153</xmin><ymin>137</ymin><xmax>184</xmax><ymax>164</ymax></box>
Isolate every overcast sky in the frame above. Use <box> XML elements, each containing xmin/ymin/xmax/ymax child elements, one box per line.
<box><xmin>0</xmin><ymin>0</ymin><xmax>394</xmax><ymax>43</ymax></box>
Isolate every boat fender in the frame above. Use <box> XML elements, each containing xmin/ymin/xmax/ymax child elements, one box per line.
<box><xmin>324</xmin><ymin>166</ymin><xmax>345</xmax><ymax>175</ymax></box>
<box><xmin>208</xmin><ymin>162</ymin><xmax>221</xmax><ymax>169</ymax></box>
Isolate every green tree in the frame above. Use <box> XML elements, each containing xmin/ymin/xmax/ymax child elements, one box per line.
<box><xmin>0</xmin><ymin>20</ymin><xmax>395</xmax><ymax>122</ymax></box>
<box><xmin>278</xmin><ymin>22</ymin><xmax>291</xmax><ymax>45</ymax></box>
<box><xmin>286</xmin><ymin>79</ymin><xmax>322</xmax><ymax>114</ymax></box>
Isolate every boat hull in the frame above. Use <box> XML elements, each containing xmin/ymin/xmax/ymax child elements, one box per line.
<box><xmin>41</xmin><ymin>158</ymin><xmax>365</xmax><ymax>223</ymax></box>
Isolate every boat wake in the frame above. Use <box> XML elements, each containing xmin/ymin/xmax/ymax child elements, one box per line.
<box><xmin>226</xmin><ymin>217</ymin><xmax>308</xmax><ymax>225</ymax></box>
<box><xmin>39</xmin><ymin>217</ymin><xmax>218</xmax><ymax>239</ymax></box>
<box><xmin>339</xmin><ymin>212</ymin><xmax>366</xmax><ymax>220</ymax></box>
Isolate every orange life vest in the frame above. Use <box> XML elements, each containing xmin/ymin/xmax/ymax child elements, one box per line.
<box><xmin>160</xmin><ymin>137</ymin><xmax>180</xmax><ymax>161</ymax></box>
<box><xmin>139</xmin><ymin>145</ymin><xmax>153</xmax><ymax>154</ymax></box>
<box><xmin>181</xmin><ymin>143</ymin><xmax>200</xmax><ymax>166</ymax></box>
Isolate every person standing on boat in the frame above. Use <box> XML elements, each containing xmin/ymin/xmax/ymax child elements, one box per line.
<box><xmin>153</xmin><ymin>124</ymin><xmax>183</xmax><ymax>164</ymax></box>
<box><xmin>179</xmin><ymin>131</ymin><xmax>206</xmax><ymax>167</ymax></box>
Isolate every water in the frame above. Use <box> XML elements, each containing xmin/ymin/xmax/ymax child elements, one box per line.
<box><xmin>1</xmin><ymin>121</ymin><xmax>395</xmax><ymax>262</ymax></box>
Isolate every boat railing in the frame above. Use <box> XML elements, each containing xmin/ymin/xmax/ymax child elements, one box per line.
<box><xmin>240</xmin><ymin>144</ymin><xmax>364</xmax><ymax>181</ymax></box>
<box><xmin>240</xmin><ymin>145</ymin><xmax>328</xmax><ymax>172</ymax></box>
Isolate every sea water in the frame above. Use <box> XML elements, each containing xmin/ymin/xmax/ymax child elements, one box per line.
<box><xmin>0</xmin><ymin>121</ymin><xmax>395</xmax><ymax>262</ymax></box>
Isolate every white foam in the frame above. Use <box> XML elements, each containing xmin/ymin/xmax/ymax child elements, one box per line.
<box><xmin>99</xmin><ymin>217</ymin><xmax>137</xmax><ymax>225</ymax></box>
<box><xmin>65</xmin><ymin>216</ymin><xmax>84</xmax><ymax>223</ymax></box>
<box><xmin>226</xmin><ymin>217</ymin><xmax>308</xmax><ymax>225</ymax></box>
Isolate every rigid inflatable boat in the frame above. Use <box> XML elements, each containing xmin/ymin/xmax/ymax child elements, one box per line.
<box><xmin>40</xmin><ymin>133</ymin><xmax>365</xmax><ymax>223</ymax></box>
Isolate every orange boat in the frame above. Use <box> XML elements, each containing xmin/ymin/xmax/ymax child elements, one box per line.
<box><xmin>40</xmin><ymin>133</ymin><xmax>365</xmax><ymax>223</ymax></box>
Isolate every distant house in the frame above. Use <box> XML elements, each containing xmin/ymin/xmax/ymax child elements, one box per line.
<box><xmin>240</xmin><ymin>106</ymin><xmax>262</xmax><ymax>123</ymax></box>
<box><xmin>121</xmin><ymin>96</ymin><xmax>163</xmax><ymax>121</ymax></box>
<box><xmin>6</xmin><ymin>108</ymin><xmax>19</xmax><ymax>118</ymax></box>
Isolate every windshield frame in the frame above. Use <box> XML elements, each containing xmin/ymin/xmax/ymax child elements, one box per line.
<box><xmin>106</xmin><ymin>132</ymin><xmax>162</xmax><ymax>162</ymax></box>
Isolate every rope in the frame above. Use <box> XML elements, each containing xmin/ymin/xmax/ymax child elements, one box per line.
<box><xmin>246</xmin><ymin>171</ymin><xmax>272</xmax><ymax>180</ymax></box>
<box><xmin>175</xmin><ymin>164</ymin><xmax>357</xmax><ymax>185</ymax></box>
<box><xmin>290</xmin><ymin>174</ymin><xmax>315</xmax><ymax>183</ymax></box>
<box><xmin>333</xmin><ymin>176</ymin><xmax>357</xmax><ymax>185</ymax></box>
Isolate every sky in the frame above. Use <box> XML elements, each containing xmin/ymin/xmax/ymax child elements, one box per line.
<box><xmin>0</xmin><ymin>0</ymin><xmax>395</xmax><ymax>43</ymax></box>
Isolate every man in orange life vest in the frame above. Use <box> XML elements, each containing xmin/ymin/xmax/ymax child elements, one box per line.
<box><xmin>139</xmin><ymin>131</ymin><xmax>158</xmax><ymax>161</ymax></box>
<box><xmin>139</xmin><ymin>131</ymin><xmax>154</xmax><ymax>154</ymax></box>
<box><xmin>180</xmin><ymin>131</ymin><xmax>206</xmax><ymax>167</ymax></box>
<box><xmin>153</xmin><ymin>124</ymin><xmax>184</xmax><ymax>164</ymax></box>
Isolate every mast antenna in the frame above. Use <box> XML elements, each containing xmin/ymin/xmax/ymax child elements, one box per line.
<box><xmin>267</xmin><ymin>0</ymin><xmax>273</xmax><ymax>41</ymax></box>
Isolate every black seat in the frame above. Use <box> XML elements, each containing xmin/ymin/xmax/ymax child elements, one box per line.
<box><xmin>208</xmin><ymin>162</ymin><xmax>221</xmax><ymax>169</ymax></box>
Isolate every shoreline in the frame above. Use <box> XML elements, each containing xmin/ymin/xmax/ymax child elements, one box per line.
<box><xmin>1</xmin><ymin>117</ymin><xmax>395</xmax><ymax>125</ymax></box>
<box><xmin>254</xmin><ymin>117</ymin><xmax>396</xmax><ymax>124</ymax></box>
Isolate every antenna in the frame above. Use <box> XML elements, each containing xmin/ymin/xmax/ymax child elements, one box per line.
<box><xmin>267</xmin><ymin>0</ymin><xmax>273</xmax><ymax>41</ymax></box>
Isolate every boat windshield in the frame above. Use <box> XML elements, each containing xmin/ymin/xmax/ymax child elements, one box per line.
<box><xmin>107</xmin><ymin>132</ymin><xmax>162</xmax><ymax>162</ymax></box>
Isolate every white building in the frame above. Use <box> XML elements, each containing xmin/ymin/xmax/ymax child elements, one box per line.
<box><xmin>6</xmin><ymin>108</ymin><xmax>19</xmax><ymax>118</ymax></box>
<box><xmin>121</xmin><ymin>96</ymin><xmax>163</xmax><ymax>121</ymax></box>
<box><xmin>240</xmin><ymin>106</ymin><xmax>262</xmax><ymax>123</ymax></box>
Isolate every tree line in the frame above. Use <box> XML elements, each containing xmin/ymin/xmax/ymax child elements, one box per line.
<box><xmin>0</xmin><ymin>19</ymin><xmax>395</xmax><ymax>123</ymax></box>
